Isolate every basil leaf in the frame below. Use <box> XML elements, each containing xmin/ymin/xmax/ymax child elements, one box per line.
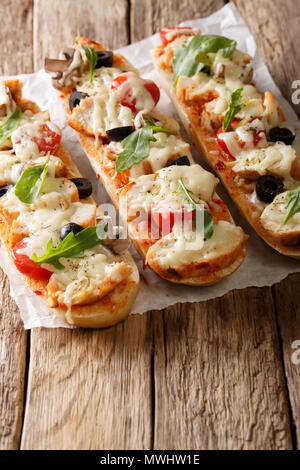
<box><xmin>115</xmin><ymin>127</ymin><xmax>157</xmax><ymax>172</ymax></box>
<box><xmin>0</xmin><ymin>108</ymin><xmax>22</xmax><ymax>145</ymax></box>
<box><xmin>145</xmin><ymin>120</ymin><xmax>178</xmax><ymax>135</ymax></box>
<box><xmin>177</xmin><ymin>178</ymin><xmax>214</xmax><ymax>239</ymax></box>
<box><xmin>32</xmin><ymin>222</ymin><xmax>107</xmax><ymax>270</ymax></box>
<box><xmin>284</xmin><ymin>186</ymin><xmax>300</xmax><ymax>224</ymax></box>
<box><xmin>15</xmin><ymin>163</ymin><xmax>48</xmax><ymax>204</ymax></box>
<box><xmin>203</xmin><ymin>209</ymin><xmax>214</xmax><ymax>240</ymax></box>
<box><xmin>82</xmin><ymin>45</ymin><xmax>98</xmax><ymax>83</ymax></box>
<box><xmin>222</xmin><ymin>88</ymin><xmax>243</xmax><ymax>132</ymax></box>
<box><xmin>173</xmin><ymin>34</ymin><xmax>237</xmax><ymax>85</ymax></box>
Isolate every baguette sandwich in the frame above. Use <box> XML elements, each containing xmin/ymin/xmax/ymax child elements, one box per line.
<box><xmin>0</xmin><ymin>79</ymin><xmax>139</xmax><ymax>328</ymax></box>
<box><xmin>152</xmin><ymin>27</ymin><xmax>300</xmax><ymax>259</ymax></box>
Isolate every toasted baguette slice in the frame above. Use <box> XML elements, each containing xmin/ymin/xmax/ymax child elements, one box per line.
<box><xmin>152</xmin><ymin>31</ymin><xmax>300</xmax><ymax>260</ymax></box>
<box><xmin>45</xmin><ymin>36</ymin><xmax>247</xmax><ymax>285</ymax></box>
<box><xmin>0</xmin><ymin>79</ymin><xmax>139</xmax><ymax>328</ymax></box>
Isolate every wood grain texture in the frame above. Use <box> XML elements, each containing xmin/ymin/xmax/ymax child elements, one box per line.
<box><xmin>130</xmin><ymin>0</ymin><xmax>225</xmax><ymax>41</ymax></box>
<box><xmin>0</xmin><ymin>0</ymin><xmax>33</xmax><ymax>450</ymax></box>
<box><xmin>235</xmin><ymin>0</ymin><xmax>300</xmax><ymax>448</ymax></box>
<box><xmin>1</xmin><ymin>0</ymin><xmax>33</xmax><ymax>75</ymax></box>
<box><xmin>153</xmin><ymin>289</ymin><xmax>293</xmax><ymax>450</ymax></box>
<box><xmin>21</xmin><ymin>316</ymin><xmax>153</xmax><ymax>450</ymax></box>
<box><xmin>22</xmin><ymin>0</ymin><xmax>153</xmax><ymax>451</ymax></box>
<box><xmin>0</xmin><ymin>0</ymin><xmax>297</xmax><ymax>451</ymax></box>
<box><xmin>273</xmin><ymin>275</ymin><xmax>300</xmax><ymax>446</ymax></box>
<box><xmin>234</xmin><ymin>0</ymin><xmax>300</xmax><ymax>117</ymax></box>
<box><xmin>33</xmin><ymin>0</ymin><xmax>129</xmax><ymax>70</ymax></box>
<box><xmin>0</xmin><ymin>272</ymin><xmax>27</xmax><ymax>450</ymax></box>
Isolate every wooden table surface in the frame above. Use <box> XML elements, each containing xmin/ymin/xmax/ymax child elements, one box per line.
<box><xmin>0</xmin><ymin>0</ymin><xmax>299</xmax><ymax>450</ymax></box>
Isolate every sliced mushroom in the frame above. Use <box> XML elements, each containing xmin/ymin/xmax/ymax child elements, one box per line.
<box><xmin>44</xmin><ymin>58</ymin><xmax>72</xmax><ymax>73</ymax></box>
<box><xmin>45</xmin><ymin>49</ymin><xmax>84</xmax><ymax>89</ymax></box>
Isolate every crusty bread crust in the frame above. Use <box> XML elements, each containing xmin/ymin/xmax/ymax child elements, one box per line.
<box><xmin>0</xmin><ymin>80</ymin><xmax>139</xmax><ymax>328</ymax></box>
<box><xmin>57</xmin><ymin>38</ymin><xmax>248</xmax><ymax>285</ymax></box>
<box><xmin>152</xmin><ymin>58</ymin><xmax>300</xmax><ymax>260</ymax></box>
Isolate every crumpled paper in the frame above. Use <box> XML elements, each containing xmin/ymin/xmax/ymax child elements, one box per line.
<box><xmin>1</xmin><ymin>1</ymin><xmax>299</xmax><ymax>328</ymax></box>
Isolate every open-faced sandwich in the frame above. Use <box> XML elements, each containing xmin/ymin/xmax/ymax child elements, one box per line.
<box><xmin>45</xmin><ymin>36</ymin><xmax>247</xmax><ymax>285</ymax></box>
<box><xmin>152</xmin><ymin>27</ymin><xmax>300</xmax><ymax>259</ymax></box>
<box><xmin>0</xmin><ymin>79</ymin><xmax>139</xmax><ymax>327</ymax></box>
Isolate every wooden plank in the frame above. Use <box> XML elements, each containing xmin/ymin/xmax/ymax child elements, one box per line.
<box><xmin>1</xmin><ymin>0</ymin><xmax>33</xmax><ymax>75</ymax></box>
<box><xmin>0</xmin><ymin>272</ymin><xmax>28</xmax><ymax>450</ymax></box>
<box><xmin>130</xmin><ymin>0</ymin><xmax>225</xmax><ymax>42</ymax></box>
<box><xmin>153</xmin><ymin>289</ymin><xmax>293</xmax><ymax>449</ymax></box>
<box><xmin>273</xmin><ymin>275</ymin><xmax>300</xmax><ymax>446</ymax></box>
<box><xmin>21</xmin><ymin>316</ymin><xmax>153</xmax><ymax>450</ymax></box>
<box><xmin>234</xmin><ymin>0</ymin><xmax>300</xmax><ymax>117</ymax></box>
<box><xmin>22</xmin><ymin>0</ymin><xmax>153</xmax><ymax>450</ymax></box>
<box><xmin>33</xmin><ymin>0</ymin><xmax>129</xmax><ymax>70</ymax></box>
<box><xmin>235</xmin><ymin>0</ymin><xmax>300</xmax><ymax>447</ymax></box>
<box><xmin>131</xmin><ymin>0</ymin><xmax>294</xmax><ymax>450</ymax></box>
<box><xmin>0</xmin><ymin>0</ymin><xmax>33</xmax><ymax>450</ymax></box>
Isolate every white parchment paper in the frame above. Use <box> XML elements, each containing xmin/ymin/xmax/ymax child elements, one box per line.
<box><xmin>1</xmin><ymin>2</ymin><xmax>299</xmax><ymax>329</ymax></box>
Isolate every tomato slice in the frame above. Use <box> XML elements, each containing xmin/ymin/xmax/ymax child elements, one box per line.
<box><xmin>151</xmin><ymin>206</ymin><xmax>195</xmax><ymax>237</ymax></box>
<box><xmin>111</xmin><ymin>74</ymin><xmax>137</xmax><ymax>112</ymax></box>
<box><xmin>160</xmin><ymin>27</ymin><xmax>193</xmax><ymax>47</ymax></box>
<box><xmin>111</xmin><ymin>73</ymin><xmax>160</xmax><ymax>113</ymax></box>
<box><xmin>144</xmin><ymin>80</ymin><xmax>160</xmax><ymax>107</ymax></box>
<box><xmin>33</xmin><ymin>122</ymin><xmax>61</xmax><ymax>155</ymax></box>
<box><xmin>217</xmin><ymin>119</ymin><xmax>266</xmax><ymax>158</ymax></box>
<box><xmin>216</xmin><ymin>119</ymin><xmax>242</xmax><ymax>158</ymax></box>
<box><xmin>12</xmin><ymin>240</ymin><xmax>52</xmax><ymax>281</ymax></box>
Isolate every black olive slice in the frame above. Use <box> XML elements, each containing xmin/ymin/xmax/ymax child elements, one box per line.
<box><xmin>255</xmin><ymin>175</ymin><xmax>284</xmax><ymax>203</ymax></box>
<box><xmin>106</xmin><ymin>126</ymin><xmax>134</xmax><ymax>141</ymax></box>
<box><xmin>95</xmin><ymin>50</ymin><xmax>114</xmax><ymax>69</ymax></box>
<box><xmin>0</xmin><ymin>184</ymin><xmax>12</xmax><ymax>199</ymax></box>
<box><xmin>60</xmin><ymin>223</ymin><xmax>84</xmax><ymax>241</ymax></box>
<box><xmin>269</xmin><ymin>127</ymin><xmax>295</xmax><ymax>145</ymax></box>
<box><xmin>201</xmin><ymin>65</ymin><xmax>211</xmax><ymax>75</ymax></box>
<box><xmin>70</xmin><ymin>178</ymin><xmax>93</xmax><ymax>199</ymax></box>
<box><xmin>166</xmin><ymin>156</ymin><xmax>191</xmax><ymax>167</ymax></box>
<box><xmin>69</xmin><ymin>91</ymin><xmax>89</xmax><ymax>112</ymax></box>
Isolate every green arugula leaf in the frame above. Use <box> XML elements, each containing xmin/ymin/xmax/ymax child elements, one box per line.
<box><xmin>32</xmin><ymin>222</ymin><xmax>107</xmax><ymax>270</ymax></box>
<box><xmin>0</xmin><ymin>108</ymin><xmax>22</xmax><ymax>145</ymax></box>
<box><xmin>82</xmin><ymin>45</ymin><xmax>98</xmax><ymax>83</ymax></box>
<box><xmin>145</xmin><ymin>120</ymin><xmax>178</xmax><ymax>135</ymax></box>
<box><xmin>15</xmin><ymin>163</ymin><xmax>48</xmax><ymax>204</ymax></box>
<box><xmin>284</xmin><ymin>186</ymin><xmax>300</xmax><ymax>224</ymax></box>
<box><xmin>115</xmin><ymin>127</ymin><xmax>157</xmax><ymax>172</ymax></box>
<box><xmin>222</xmin><ymin>88</ymin><xmax>244</xmax><ymax>132</ymax></box>
<box><xmin>172</xmin><ymin>34</ymin><xmax>237</xmax><ymax>85</ymax></box>
<box><xmin>177</xmin><ymin>178</ymin><xmax>214</xmax><ymax>239</ymax></box>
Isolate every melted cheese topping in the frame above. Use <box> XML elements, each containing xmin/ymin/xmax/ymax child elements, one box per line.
<box><xmin>76</xmin><ymin>68</ymin><xmax>159</xmax><ymax>136</ymax></box>
<box><xmin>93</xmin><ymin>95</ymin><xmax>134</xmax><ymax>136</ymax></box>
<box><xmin>11</xmin><ymin>113</ymin><xmax>59</xmax><ymax>159</ymax></box>
<box><xmin>111</xmin><ymin>72</ymin><xmax>156</xmax><ymax>114</ymax></box>
<box><xmin>218</xmin><ymin>119</ymin><xmax>267</xmax><ymax>158</ymax></box>
<box><xmin>0</xmin><ymin>154</ymin><xmax>63</xmax><ymax>185</ymax></box>
<box><xmin>260</xmin><ymin>191</ymin><xmax>300</xmax><ymax>238</ymax></box>
<box><xmin>129</xmin><ymin>132</ymin><xmax>192</xmax><ymax>177</ymax></box>
<box><xmin>149</xmin><ymin>220</ymin><xmax>243</xmax><ymax>269</ymax></box>
<box><xmin>232</xmin><ymin>142</ymin><xmax>297</xmax><ymax>187</ymax></box>
<box><xmin>123</xmin><ymin>164</ymin><xmax>218</xmax><ymax>219</ymax></box>
<box><xmin>76</xmin><ymin>68</ymin><xmax>135</xmax><ymax>135</ymax></box>
<box><xmin>49</xmin><ymin>246</ymin><xmax>124</xmax><ymax>307</ymax></box>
